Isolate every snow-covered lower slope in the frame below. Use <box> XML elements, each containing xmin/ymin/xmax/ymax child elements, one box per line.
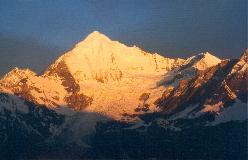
<box><xmin>0</xmin><ymin>92</ymin><xmax>64</xmax><ymax>143</ymax></box>
<box><xmin>210</xmin><ymin>99</ymin><xmax>247</xmax><ymax>125</ymax></box>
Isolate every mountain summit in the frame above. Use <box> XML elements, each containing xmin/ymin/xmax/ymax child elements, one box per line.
<box><xmin>44</xmin><ymin>31</ymin><xmax>184</xmax><ymax>84</ymax></box>
<box><xmin>79</xmin><ymin>31</ymin><xmax>111</xmax><ymax>44</ymax></box>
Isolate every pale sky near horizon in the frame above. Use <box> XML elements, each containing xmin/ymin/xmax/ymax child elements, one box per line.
<box><xmin>0</xmin><ymin>0</ymin><xmax>247</xmax><ymax>76</ymax></box>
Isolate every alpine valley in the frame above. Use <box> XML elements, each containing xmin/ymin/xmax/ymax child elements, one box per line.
<box><xmin>0</xmin><ymin>31</ymin><xmax>247</xmax><ymax>160</ymax></box>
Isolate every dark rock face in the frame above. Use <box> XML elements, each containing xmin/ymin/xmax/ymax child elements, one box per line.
<box><xmin>64</xmin><ymin>92</ymin><xmax>93</xmax><ymax>110</ymax></box>
<box><xmin>139</xmin><ymin>92</ymin><xmax>150</xmax><ymax>102</ymax></box>
<box><xmin>45</xmin><ymin>60</ymin><xmax>80</xmax><ymax>93</ymax></box>
<box><xmin>93</xmin><ymin>70</ymin><xmax>123</xmax><ymax>83</ymax></box>
<box><xmin>135</xmin><ymin>103</ymin><xmax>150</xmax><ymax>112</ymax></box>
<box><xmin>45</xmin><ymin>60</ymin><xmax>94</xmax><ymax>110</ymax></box>
<box><xmin>156</xmin><ymin>57</ymin><xmax>247</xmax><ymax>116</ymax></box>
<box><xmin>165</xmin><ymin>73</ymin><xmax>185</xmax><ymax>85</ymax></box>
<box><xmin>0</xmin><ymin>69</ymin><xmax>42</xmax><ymax>106</ymax></box>
<box><xmin>224</xmin><ymin>51</ymin><xmax>248</xmax><ymax>102</ymax></box>
<box><xmin>135</xmin><ymin>93</ymin><xmax>151</xmax><ymax>113</ymax></box>
<box><xmin>14</xmin><ymin>80</ymin><xmax>46</xmax><ymax>105</ymax></box>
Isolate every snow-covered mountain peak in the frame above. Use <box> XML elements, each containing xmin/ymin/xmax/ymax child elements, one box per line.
<box><xmin>76</xmin><ymin>31</ymin><xmax>111</xmax><ymax>47</ymax></box>
<box><xmin>0</xmin><ymin>67</ymin><xmax>37</xmax><ymax>85</ymax></box>
<box><xmin>7</xmin><ymin>67</ymin><xmax>36</xmax><ymax>76</ymax></box>
<box><xmin>160</xmin><ymin>52</ymin><xmax>222</xmax><ymax>89</ymax></box>
<box><xmin>194</xmin><ymin>51</ymin><xmax>220</xmax><ymax>62</ymax></box>
<box><xmin>199</xmin><ymin>51</ymin><xmax>214</xmax><ymax>56</ymax></box>
<box><xmin>44</xmin><ymin>31</ymin><xmax>183</xmax><ymax>84</ymax></box>
<box><xmin>182</xmin><ymin>52</ymin><xmax>221</xmax><ymax>71</ymax></box>
<box><xmin>36</xmin><ymin>32</ymin><xmax>187</xmax><ymax>117</ymax></box>
<box><xmin>86</xmin><ymin>30</ymin><xmax>109</xmax><ymax>40</ymax></box>
<box><xmin>201</xmin><ymin>51</ymin><xmax>220</xmax><ymax>61</ymax></box>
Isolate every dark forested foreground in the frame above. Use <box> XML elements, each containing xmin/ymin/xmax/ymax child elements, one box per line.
<box><xmin>0</xmin><ymin>110</ymin><xmax>247</xmax><ymax>160</ymax></box>
<box><xmin>89</xmin><ymin>120</ymin><xmax>247</xmax><ymax>160</ymax></box>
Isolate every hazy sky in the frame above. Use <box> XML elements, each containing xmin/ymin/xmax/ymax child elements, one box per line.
<box><xmin>0</xmin><ymin>0</ymin><xmax>247</xmax><ymax>76</ymax></box>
